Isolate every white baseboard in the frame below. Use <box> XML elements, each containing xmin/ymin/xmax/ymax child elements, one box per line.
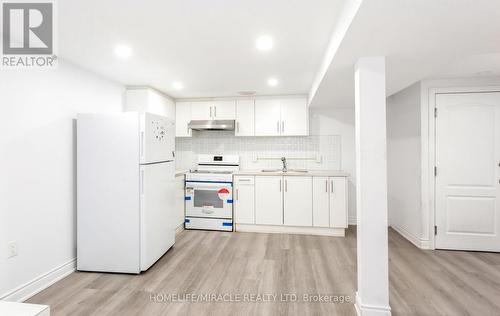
<box><xmin>355</xmin><ymin>292</ymin><xmax>391</xmax><ymax>316</ymax></box>
<box><xmin>235</xmin><ymin>224</ymin><xmax>345</xmax><ymax>237</ymax></box>
<box><xmin>1</xmin><ymin>258</ymin><xmax>76</xmax><ymax>303</ymax></box>
<box><xmin>390</xmin><ymin>225</ymin><xmax>430</xmax><ymax>249</ymax></box>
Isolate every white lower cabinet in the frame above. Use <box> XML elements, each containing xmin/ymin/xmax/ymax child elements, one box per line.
<box><xmin>255</xmin><ymin>176</ymin><xmax>283</xmax><ymax>225</ymax></box>
<box><xmin>312</xmin><ymin>176</ymin><xmax>348</xmax><ymax>228</ymax></box>
<box><xmin>330</xmin><ymin>177</ymin><xmax>347</xmax><ymax>228</ymax></box>
<box><xmin>312</xmin><ymin>177</ymin><xmax>330</xmax><ymax>227</ymax></box>
<box><xmin>283</xmin><ymin>176</ymin><xmax>312</xmax><ymax>226</ymax></box>
<box><xmin>234</xmin><ymin>176</ymin><xmax>255</xmax><ymax>224</ymax></box>
<box><xmin>235</xmin><ymin>174</ymin><xmax>348</xmax><ymax>236</ymax></box>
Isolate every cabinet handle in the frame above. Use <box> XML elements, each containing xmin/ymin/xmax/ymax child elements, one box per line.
<box><xmin>214</xmin><ymin>106</ymin><xmax>217</xmax><ymax>118</ymax></box>
<box><xmin>282</xmin><ymin>121</ymin><xmax>284</xmax><ymax>133</ymax></box>
<box><xmin>325</xmin><ymin>179</ymin><xmax>328</xmax><ymax>193</ymax></box>
<box><xmin>279</xmin><ymin>179</ymin><xmax>282</xmax><ymax>192</ymax></box>
<box><xmin>285</xmin><ymin>179</ymin><xmax>287</xmax><ymax>192</ymax></box>
<box><xmin>277</xmin><ymin>121</ymin><xmax>280</xmax><ymax>133</ymax></box>
<box><xmin>331</xmin><ymin>180</ymin><xmax>334</xmax><ymax>193</ymax></box>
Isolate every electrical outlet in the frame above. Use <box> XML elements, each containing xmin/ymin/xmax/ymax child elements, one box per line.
<box><xmin>8</xmin><ymin>241</ymin><xmax>18</xmax><ymax>258</ymax></box>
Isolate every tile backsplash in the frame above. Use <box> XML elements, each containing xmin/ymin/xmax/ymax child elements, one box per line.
<box><xmin>175</xmin><ymin>131</ymin><xmax>341</xmax><ymax>171</ymax></box>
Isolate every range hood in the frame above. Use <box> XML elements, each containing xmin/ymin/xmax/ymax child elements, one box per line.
<box><xmin>188</xmin><ymin>119</ymin><xmax>235</xmax><ymax>131</ymax></box>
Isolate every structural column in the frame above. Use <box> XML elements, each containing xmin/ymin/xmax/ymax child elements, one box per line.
<box><xmin>354</xmin><ymin>57</ymin><xmax>391</xmax><ymax>316</ymax></box>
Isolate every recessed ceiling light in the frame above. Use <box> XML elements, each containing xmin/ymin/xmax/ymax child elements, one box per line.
<box><xmin>256</xmin><ymin>35</ymin><xmax>274</xmax><ymax>51</ymax></box>
<box><xmin>172</xmin><ymin>81</ymin><xmax>184</xmax><ymax>90</ymax></box>
<box><xmin>267</xmin><ymin>78</ymin><xmax>278</xmax><ymax>87</ymax></box>
<box><xmin>114</xmin><ymin>45</ymin><xmax>132</xmax><ymax>58</ymax></box>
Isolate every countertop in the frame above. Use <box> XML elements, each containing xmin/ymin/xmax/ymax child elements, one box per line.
<box><xmin>233</xmin><ymin>170</ymin><xmax>350</xmax><ymax>177</ymax></box>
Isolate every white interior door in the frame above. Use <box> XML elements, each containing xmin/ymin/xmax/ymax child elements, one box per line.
<box><xmin>435</xmin><ymin>92</ymin><xmax>500</xmax><ymax>251</ymax></box>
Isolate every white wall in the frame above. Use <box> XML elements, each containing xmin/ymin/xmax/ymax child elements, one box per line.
<box><xmin>0</xmin><ymin>61</ymin><xmax>124</xmax><ymax>300</ymax></box>
<box><xmin>309</xmin><ymin>107</ymin><xmax>356</xmax><ymax>223</ymax></box>
<box><xmin>386</xmin><ymin>82</ymin><xmax>422</xmax><ymax>245</ymax></box>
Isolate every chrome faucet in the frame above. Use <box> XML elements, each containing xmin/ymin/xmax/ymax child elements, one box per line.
<box><xmin>281</xmin><ymin>157</ymin><xmax>288</xmax><ymax>172</ymax></box>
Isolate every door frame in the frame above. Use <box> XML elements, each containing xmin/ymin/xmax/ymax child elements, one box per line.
<box><xmin>423</xmin><ymin>84</ymin><xmax>500</xmax><ymax>250</ymax></box>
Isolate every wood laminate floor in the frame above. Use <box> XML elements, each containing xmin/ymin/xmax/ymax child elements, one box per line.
<box><xmin>27</xmin><ymin>228</ymin><xmax>500</xmax><ymax>316</ymax></box>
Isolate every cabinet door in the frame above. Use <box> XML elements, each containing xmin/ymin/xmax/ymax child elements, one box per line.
<box><xmin>255</xmin><ymin>176</ymin><xmax>283</xmax><ymax>225</ymax></box>
<box><xmin>255</xmin><ymin>99</ymin><xmax>281</xmax><ymax>136</ymax></box>
<box><xmin>191</xmin><ymin>101</ymin><xmax>214</xmax><ymax>120</ymax></box>
<box><xmin>175</xmin><ymin>102</ymin><xmax>191</xmax><ymax>137</ymax></box>
<box><xmin>280</xmin><ymin>98</ymin><xmax>308</xmax><ymax>136</ymax></box>
<box><xmin>213</xmin><ymin>100</ymin><xmax>236</xmax><ymax>120</ymax></box>
<box><xmin>329</xmin><ymin>177</ymin><xmax>347</xmax><ymax>228</ymax></box>
<box><xmin>234</xmin><ymin>176</ymin><xmax>255</xmax><ymax>224</ymax></box>
<box><xmin>235</xmin><ymin>100</ymin><xmax>255</xmax><ymax>136</ymax></box>
<box><xmin>312</xmin><ymin>177</ymin><xmax>329</xmax><ymax>227</ymax></box>
<box><xmin>284</xmin><ymin>176</ymin><xmax>312</xmax><ymax>226</ymax></box>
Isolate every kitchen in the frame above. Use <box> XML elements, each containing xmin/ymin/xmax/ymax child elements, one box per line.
<box><xmin>2</xmin><ymin>1</ymin><xmax>500</xmax><ymax>316</ymax></box>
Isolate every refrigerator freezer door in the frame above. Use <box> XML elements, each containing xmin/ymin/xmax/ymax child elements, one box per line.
<box><xmin>140</xmin><ymin>161</ymin><xmax>176</xmax><ymax>271</ymax></box>
<box><xmin>140</xmin><ymin>113</ymin><xmax>175</xmax><ymax>164</ymax></box>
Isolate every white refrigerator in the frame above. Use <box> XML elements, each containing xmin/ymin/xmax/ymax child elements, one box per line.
<box><xmin>77</xmin><ymin>112</ymin><xmax>176</xmax><ymax>273</ymax></box>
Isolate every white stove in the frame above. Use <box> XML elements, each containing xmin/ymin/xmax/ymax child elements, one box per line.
<box><xmin>184</xmin><ymin>155</ymin><xmax>239</xmax><ymax>232</ymax></box>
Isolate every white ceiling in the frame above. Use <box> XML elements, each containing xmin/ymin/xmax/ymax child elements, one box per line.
<box><xmin>309</xmin><ymin>0</ymin><xmax>500</xmax><ymax>107</ymax></box>
<box><xmin>58</xmin><ymin>0</ymin><xmax>346</xmax><ymax>98</ymax></box>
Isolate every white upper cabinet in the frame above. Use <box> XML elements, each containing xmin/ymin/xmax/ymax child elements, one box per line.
<box><xmin>280</xmin><ymin>98</ymin><xmax>308</xmax><ymax>136</ymax></box>
<box><xmin>190</xmin><ymin>100</ymin><xmax>236</xmax><ymax>120</ymax></box>
<box><xmin>235</xmin><ymin>100</ymin><xmax>255</xmax><ymax>136</ymax></box>
<box><xmin>175</xmin><ymin>102</ymin><xmax>192</xmax><ymax>137</ymax></box>
<box><xmin>213</xmin><ymin>100</ymin><xmax>236</xmax><ymax>119</ymax></box>
<box><xmin>255</xmin><ymin>99</ymin><xmax>281</xmax><ymax>136</ymax></box>
<box><xmin>254</xmin><ymin>97</ymin><xmax>308</xmax><ymax>136</ymax></box>
<box><xmin>190</xmin><ymin>101</ymin><xmax>213</xmax><ymax>120</ymax></box>
<box><xmin>174</xmin><ymin>97</ymin><xmax>306</xmax><ymax>137</ymax></box>
<box><xmin>283</xmin><ymin>176</ymin><xmax>313</xmax><ymax>226</ymax></box>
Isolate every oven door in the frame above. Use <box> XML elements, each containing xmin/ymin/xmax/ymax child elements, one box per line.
<box><xmin>185</xmin><ymin>181</ymin><xmax>232</xmax><ymax>219</ymax></box>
